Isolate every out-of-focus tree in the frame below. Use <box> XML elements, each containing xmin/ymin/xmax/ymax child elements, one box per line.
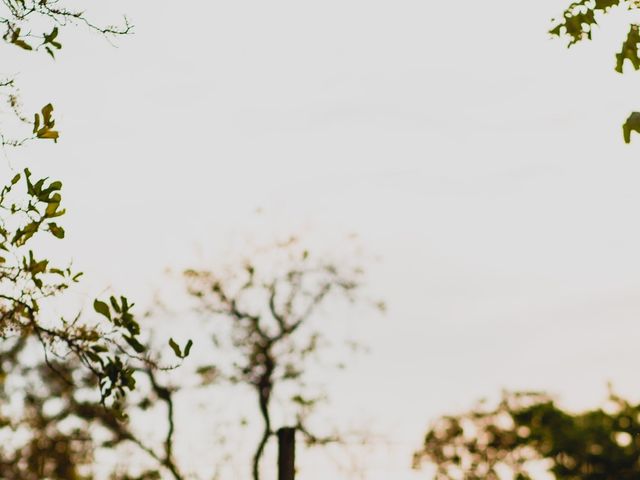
<box><xmin>0</xmin><ymin>236</ymin><xmax>381</xmax><ymax>480</ymax></box>
<box><xmin>550</xmin><ymin>1</ymin><xmax>640</xmax><ymax>142</ymax></box>
<box><xmin>184</xmin><ymin>237</ymin><xmax>383</xmax><ymax>480</ymax></box>
<box><xmin>0</xmin><ymin>334</ymin><xmax>191</xmax><ymax>480</ymax></box>
<box><xmin>413</xmin><ymin>389</ymin><xmax>640</xmax><ymax>479</ymax></box>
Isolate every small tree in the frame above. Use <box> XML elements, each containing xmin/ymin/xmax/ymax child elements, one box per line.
<box><xmin>184</xmin><ymin>237</ymin><xmax>381</xmax><ymax>480</ymax></box>
<box><xmin>414</xmin><ymin>389</ymin><xmax>640</xmax><ymax>479</ymax></box>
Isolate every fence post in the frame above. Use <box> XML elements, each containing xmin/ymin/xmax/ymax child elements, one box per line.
<box><xmin>277</xmin><ymin>427</ymin><xmax>296</xmax><ymax>480</ymax></box>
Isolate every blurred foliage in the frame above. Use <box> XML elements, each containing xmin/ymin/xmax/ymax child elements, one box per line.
<box><xmin>551</xmin><ymin>1</ymin><xmax>640</xmax><ymax>142</ymax></box>
<box><xmin>414</xmin><ymin>389</ymin><xmax>640</xmax><ymax>479</ymax></box>
<box><xmin>4</xmin><ymin>237</ymin><xmax>381</xmax><ymax>480</ymax></box>
<box><xmin>0</xmin><ymin>335</ymin><xmax>188</xmax><ymax>480</ymax></box>
<box><xmin>185</xmin><ymin>237</ymin><xmax>382</xmax><ymax>480</ymax></box>
<box><xmin>0</xmin><ymin>336</ymin><xmax>119</xmax><ymax>480</ymax></box>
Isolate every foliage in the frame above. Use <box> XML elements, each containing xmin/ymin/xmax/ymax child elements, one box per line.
<box><xmin>0</xmin><ymin>0</ymin><xmax>131</xmax><ymax>56</ymax></box>
<box><xmin>184</xmin><ymin>237</ymin><xmax>381</xmax><ymax>480</ymax></box>
<box><xmin>413</xmin><ymin>389</ymin><xmax>640</xmax><ymax>479</ymax></box>
<box><xmin>0</xmin><ymin>171</ymin><xmax>190</xmax><ymax>477</ymax></box>
<box><xmin>0</xmin><ymin>1</ymin><xmax>192</xmax><ymax>478</ymax></box>
<box><xmin>1</xmin><ymin>236</ymin><xmax>380</xmax><ymax>480</ymax></box>
<box><xmin>0</xmin><ymin>336</ymin><xmax>188</xmax><ymax>480</ymax></box>
<box><xmin>0</xmin><ymin>166</ymin><xmax>154</xmax><ymax>409</ymax></box>
<box><xmin>551</xmin><ymin>1</ymin><xmax>640</xmax><ymax>142</ymax></box>
<box><xmin>0</xmin><ymin>0</ymin><xmax>130</xmax><ymax>147</ymax></box>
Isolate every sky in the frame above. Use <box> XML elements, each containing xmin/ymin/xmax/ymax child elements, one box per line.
<box><xmin>7</xmin><ymin>0</ymin><xmax>640</xmax><ymax>478</ymax></box>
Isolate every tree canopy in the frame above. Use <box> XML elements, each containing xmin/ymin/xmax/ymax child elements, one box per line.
<box><xmin>414</xmin><ymin>389</ymin><xmax>640</xmax><ymax>479</ymax></box>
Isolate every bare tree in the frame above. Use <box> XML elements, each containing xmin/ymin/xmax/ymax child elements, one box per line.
<box><xmin>184</xmin><ymin>237</ymin><xmax>382</xmax><ymax>480</ymax></box>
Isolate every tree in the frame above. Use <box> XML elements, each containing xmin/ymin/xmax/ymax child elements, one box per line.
<box><xmin>0</xmin><ymin>4</ymin><xmax>377</xmax><ymax>477</ymax></box>
<box><xmin>0</xmin><ymin>2</ymin><xmax>190</xmax><ymax>477</ymax></box>
<box><xmin>0</xmin><ymin>340</ymin><xmax>190</xmax><ymax>480</ymax></box>
<box><xmin>183</xmin><ymin>237</ymin><xmax>382</xmax><ymax>480</ymax></box>
<box><xmin>0</xmin><ymin>236</ymin><xmax>380</xmax><ymax>480</ymax></box>
<box><xmin>413</xmin><ymin>389</ymin><xmax>640</xmax><ymax>479</ymax></box>
<box><xmin>551</xmin><ymin>1</ymin><xmax>640</xmax><ymax>142</ymax></box>
<box><xmin>0</xmin><ymin>0</ymin><xmax>157</xmax><ymax>408</ymax></box>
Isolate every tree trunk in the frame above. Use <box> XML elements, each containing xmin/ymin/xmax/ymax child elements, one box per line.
<box><xmin>277</xmin><ymin>427</ymin><xmax>296</xmax><ymax>480</ymax></box>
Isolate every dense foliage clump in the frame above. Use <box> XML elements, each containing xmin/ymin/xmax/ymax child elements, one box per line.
<box><xmin>414</xmin><ymin>390</ymin><xmax>640</xmax><ymax>479</ymax></box>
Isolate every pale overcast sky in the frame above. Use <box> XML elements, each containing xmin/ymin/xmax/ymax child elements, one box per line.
<box><xmin>7</xmin><ymin>0</ymin><xmax>640</xmax><ymax>478</ymax></box>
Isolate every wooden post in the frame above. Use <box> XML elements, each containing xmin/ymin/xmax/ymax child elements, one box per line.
<box><xmin>277</xmin><ymin>427</ymin><xmax>296</xmax><ymax>480</ymax></box>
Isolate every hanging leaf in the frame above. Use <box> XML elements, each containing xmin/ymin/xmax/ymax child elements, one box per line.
<box><xmin>93</xmin><ymin>299</ymin><xmax>111</xmax><ymax>320</ymax></box>
<box><xmin>184</xmin><ymin>339</ymin><xmax>193</xmax><ymax>357</ymax></box>
<box><xmin>168</xmin><ymin>338</ymin><xmax>181</xmax><ymax>357</ymax></box>
<box><xmin>47</xmin><ymin>222</ymin><xmax>64</xmax><ymax>239</ymax></box>
<box><xmin>623</xmin><ymin>111</ymin><xmax>640</xmax><ymax>143</ymax></box>
<box><xmin>124</xmin><ymin>335</ymin><xmax>146</xmax><ymax>353</ymax></box>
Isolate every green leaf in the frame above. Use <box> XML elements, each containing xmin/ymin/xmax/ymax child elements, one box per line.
<box><xmin>110</xmin><ymin>296</ymin><xmax>122</xmax><ymax>313</ymax></box>
<box><xmin>93</xmin><ymin>299</ymin><xmax>111</xmax><ymax>320</ymax></box>
<box><xmin>41</xmin><ymin>103</ymin><xmax>54</xmax><ymax>126</ymax></box>
<box><xmin>168</xmin><ymin>338</ymin><xmax>181</xmax><ymax>357</ymax></box>
<box><xmin>615</xmin><ymin>25</ymin><xmax>640</xmax><ymax>74</ymax></box>
<box><xmin>86</xmin><ymin>351</ymin><xmax>102</xmax><ymax>363</ymax></box>
<box><xmin>623</xmin><ymin>112</ymin><xmax>640</xmax><ymax>143</ymax></box>
<box><xmin>124</xmin><ymin>335</ymin><xmax>145</xmax><ymax>353</ymax></box>
<box><xmin>184</xmin><ymin>339</ymin><xmax>193</xmax><ymax>357</ymax></box>
<box><xmin>9</xmin><ymin>27</ymin><xmax>32</xmax><ymax>50</ymax></box>
<box><xmin>48</xmin><ymin>222</ymin><xmax>64</xmax><ymax>239</ymax></box>
<box><xmin>12</xmin><ymin>39</ymin><xmax>32</xmax><ymax>50</ymax></box>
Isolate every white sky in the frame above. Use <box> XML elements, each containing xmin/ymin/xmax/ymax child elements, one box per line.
<box><xmin>7</xmin><ymin>0</ymin><xmax>640</xmax><ymax>478</ymax></box>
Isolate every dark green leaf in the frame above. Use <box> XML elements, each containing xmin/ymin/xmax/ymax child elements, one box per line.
<box><xmin>168</xmin><ymin>338</ymin><xmax>181</xmax><ymax>357</ymax></box>
<box><xmin>48</xmin><ymin>222</ymin><xmax>64</xmax><ymax>239</ymax></box>
<box><xmin>183</xmin><ymin>339</ymin><xmax>193</xmax><ymax>357</ymax></box>
<box><xmin>93</xmin><ymin>299</ymin><xmax>111</xmax><ymax>320</ymax></box>
<box><xmin>124</xmin><ymin>335</ymin><xmax>145</xmax><ymax>353</ymax></box>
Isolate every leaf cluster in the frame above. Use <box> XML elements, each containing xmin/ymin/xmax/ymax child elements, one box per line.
<box><xmin>551</xmin><ymin>1</ymin><xmax>640</xmax><ymax>142</ymax></box>
<box><xmin>1</xmin><ymin>0</ymin><xmax>131</xmax><ymax>57</ymax></box>
<box><xmin>414</xmin><ymin>390</ymin><xmax>640</xmax><ymax>479</ymax></box>
<box><xmin>0</xmin><ymin>0</ymin><xmax>130</xmax><ymax>147</ymax></box>
<box><xmin>0</xmin><ymin>168</ymin><xmax>185</xmax><ymax>414</ymax></box>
